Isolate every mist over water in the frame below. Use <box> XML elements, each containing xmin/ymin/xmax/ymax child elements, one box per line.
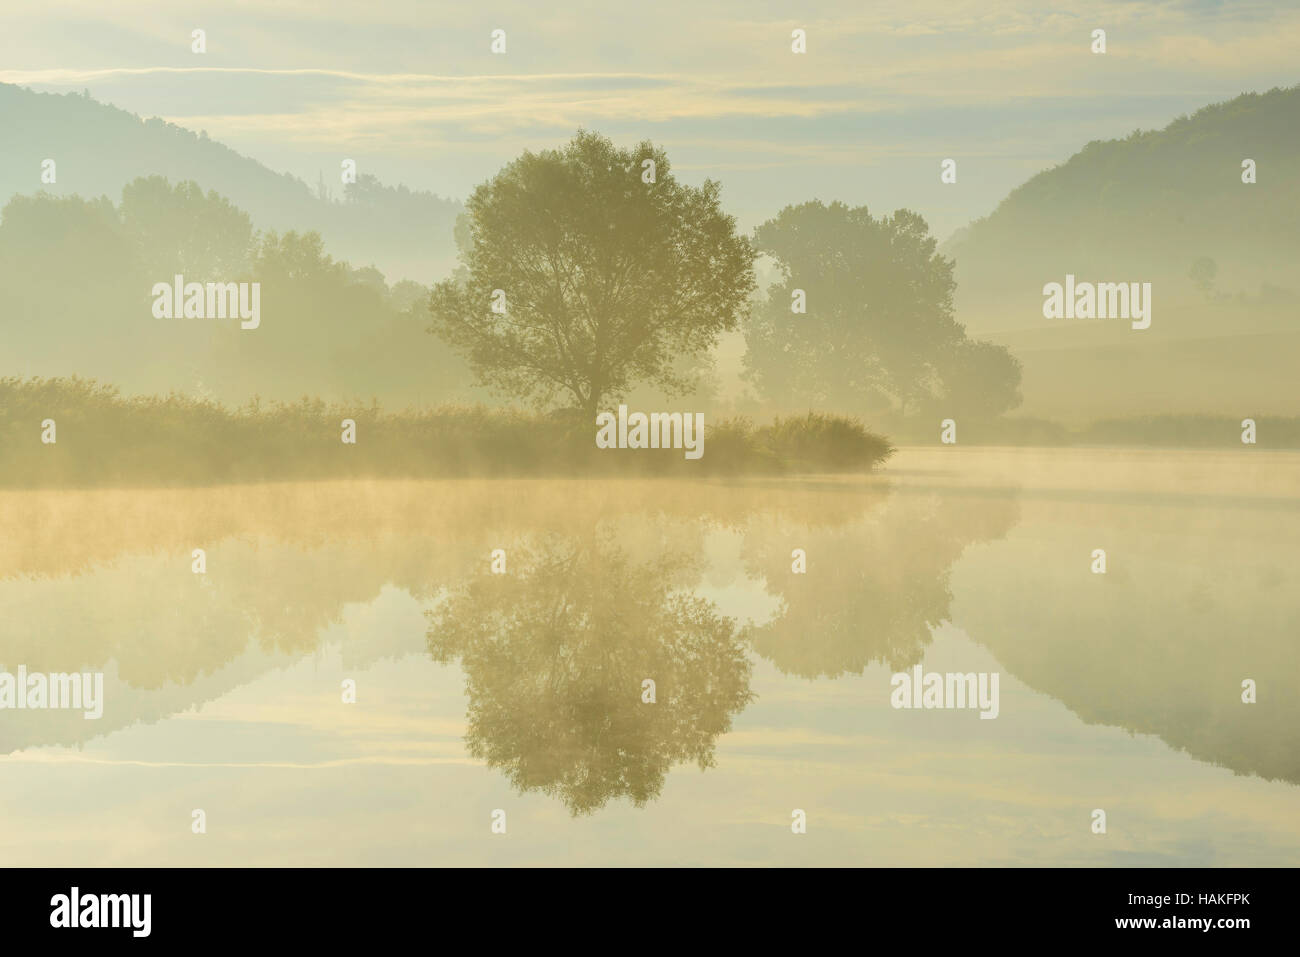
<box><xmin>3</xmin><ymin>448</ymin><xmax>1297</xmax><ymax>865</ymax></box>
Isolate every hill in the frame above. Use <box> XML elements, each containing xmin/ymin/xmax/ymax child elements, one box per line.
<box><xmin>0</xmin><ymin>83</ymin><xmax>461</xmax><ymax>283</ymax></box>
<box><xmin>942</xmin><ymin>86</ymin><xmax>1300</xmax><ymax>420</ymax></box>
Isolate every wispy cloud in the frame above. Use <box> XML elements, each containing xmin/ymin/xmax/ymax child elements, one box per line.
<box><xmin>4</xmin><ymin>0</ymin><xmax>1297</xmax><ymax>238</ymax></box>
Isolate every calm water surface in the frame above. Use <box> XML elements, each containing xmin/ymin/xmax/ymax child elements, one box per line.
<box><xmin>1</xmin><ymin>447</ymin><xmax>1297</xmax><ymax>865</ymax></box>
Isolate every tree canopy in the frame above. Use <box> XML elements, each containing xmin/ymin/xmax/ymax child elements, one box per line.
<box><xmin>744</xmin><ymin>200</ymin><xmax>1020</xmax><ymax>420</ymax></box>
<box><xmin>428</xmin><ymin>131</ymin><xmax>756</xmax><ymax>416</ymax></box>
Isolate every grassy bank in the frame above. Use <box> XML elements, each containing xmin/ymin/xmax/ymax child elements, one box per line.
<box><xmin>0</xmin><ymin>377</ymin><xmax>894</xmax><ymax>487</ymax></box>
<box><xmin>879</xmin><ymin>414</ymin><xmax>1300</xmax><ymax>449</ymax></box>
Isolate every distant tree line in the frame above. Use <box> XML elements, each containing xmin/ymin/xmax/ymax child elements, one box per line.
<box><xmin>3</xmin><ymin>129</ymin><xmax>1027</xmax><ymax>442</ymax></box>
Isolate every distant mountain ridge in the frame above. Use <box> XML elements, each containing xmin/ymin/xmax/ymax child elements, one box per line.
<box><xmin>943</xmin><ymin>85</ymin><xmax>1300</xmax><ymax>337</ymax></box>
<box><xmin>0</xmin><ymin>82</ymin><xmax>462</xmax><ymax>282</ymax></box>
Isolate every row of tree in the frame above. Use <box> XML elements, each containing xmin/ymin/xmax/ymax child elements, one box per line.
<box><xmin>0</xmin><ymin>131</ymin><xmax>1022</xmax><ymax>423</ymax></box>
<box><xmin>0</xmin><ymin>177</ymin><xmax>472</xmax><ymax>406</ymax></box>
<box><xmin>428</xmin><ymin>130</ymin><xmax>1023</xmax><ymax>423</ymax></box>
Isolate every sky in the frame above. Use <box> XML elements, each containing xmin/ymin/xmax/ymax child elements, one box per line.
<box><xmin>2</xmin><ymin>0</ymin><xmax>1298</xmax><ymax>239</ymax></box>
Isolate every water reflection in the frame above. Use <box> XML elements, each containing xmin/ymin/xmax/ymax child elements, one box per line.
<box><xmin>1</xmin><ymin>451</ymin><xmax>1298</xmax><ymax>849</ymax></box>
<box><xmin>744</xmin><ymin>491</ymin><xmax>1019</xmax><ymax>676</ymax></box>
<box><xmin>428</xmin><ymin>532</ymin><xmax>752</xmax><ymax>814</ymax></box>
<box><xmin>0</xmin><ymin>479</ymin><xmax>900</xmax><ymax>758</ymax></box>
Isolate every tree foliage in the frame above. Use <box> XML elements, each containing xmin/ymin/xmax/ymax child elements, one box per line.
<box><xmin>429</xmin><ymin>131</ymin><xmax>756</xmax><ymax>415</ymax></box>
<box><xmin>745</xmin><ymin>200</ymin><xmax>1020</xmax><ymax>419</ymax></box>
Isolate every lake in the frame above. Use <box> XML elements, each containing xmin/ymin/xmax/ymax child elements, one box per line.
<box><xmin>1</xmin><ymin>446</ymin><xmax>1297</xmax><ymax>865</ymax></box>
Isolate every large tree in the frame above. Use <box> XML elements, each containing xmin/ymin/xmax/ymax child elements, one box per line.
<box><xmin>120</xmin><ymin>176</ymin><xmax>254</xmax><ymax>277</ymax></box>
<box><xmin>429</xmin><ymin>131</ymin><xmax>755</xmax><ymax>417</ymax></box>
<box><xmin>744</xmin><ymin>200</ymin><xmax>1020</xmax><ymax>420</ymax></box>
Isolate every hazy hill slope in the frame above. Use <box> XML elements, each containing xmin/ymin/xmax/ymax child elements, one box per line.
<box><xmin>940</xmin><ymin>86</ymin><xmax>1300</xmax><ymax>421</ymax></box>
<box><xmin>944</xmin><ymin>85</ymin><xmax>1300</xmax><ymax>337</ymax></box>
<box><xmin>0</xmin><ymin>83</ymin><xmax>461</xmax><ymax>282</ymax></box>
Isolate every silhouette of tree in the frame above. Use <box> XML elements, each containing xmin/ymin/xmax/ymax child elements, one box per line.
<box><xmin>120</xmin><ymin>176</ymin><xmax>254</xmax><ymax>276</ymax></box>
<box><xmin>929</xmin><ymin>338</ymin><xmax>1023</xmax><ymax>420</ymax></box>
<box><xmin>745</xmin><ymin>201</ymin><xmax>955</xmax><ymax>416</ymax></box>
<box><xmin>428</xmin><ymin>131</ymin><xmax>755</xmax><ymax>417</ymax></box>
<box><xmin>745</xmin><ymin>200</ymin><xmax>1020</xmax><ymax>420</ymax></box>
<box><xmin>1189</xmin><ymin>256</ymin><xmax>1218</xmax><ymax>297</ymax></box>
